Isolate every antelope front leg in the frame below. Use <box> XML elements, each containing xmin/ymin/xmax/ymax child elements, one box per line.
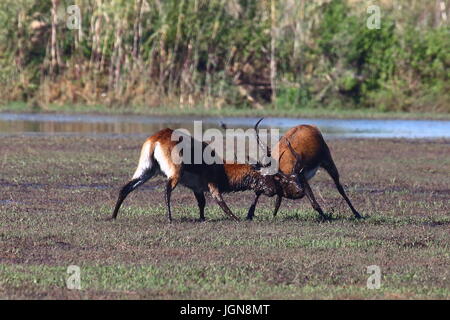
<box><xmin>299</xmin><ymin>175</ymin><xmax>329</xmax><ymax>221</ymax></box>
<box><xmin>246</xmin><ymin>192</ymin><xmax>261</xmax><ymax>221</ymax></box>
<box><xmin>273</xmin><ymin>194</ymin><xmax>282</xmax><ymax>217</ymax></box>
<box><xmin>208</xmin><ymin>183</ymin><xmax>240</xmax><ymax>221</ymax></box>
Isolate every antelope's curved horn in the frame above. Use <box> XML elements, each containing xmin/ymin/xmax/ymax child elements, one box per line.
<box><xmin>254</xmin><ymin>118</ymin><xmax>272</xmax><ymax>167</ymax></box>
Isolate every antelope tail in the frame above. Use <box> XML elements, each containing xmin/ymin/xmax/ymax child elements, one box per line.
<box><xmin>111</xmin><ymin>140</ymin><xmax>157</xmax><ymax>220</ymax></box>
<box><xmin>132</xmin><ymin>140</ymin><xmax>156</xmax><ymax>179</ymax></box>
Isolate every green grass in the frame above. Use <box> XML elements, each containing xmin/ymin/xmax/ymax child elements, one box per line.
<box><xmin>1</xmin><ymin>101</ymin><xmax>450</xmax><ymax>120</ymax></box>
<box><xmin>2</xmin><ymin>262</ymin><xmax>449</xmax><ymax>299</ymax></box>
<box><xmin>0</xmin><ymin>136</ymin><xmax>449</xmax><ymax>299</ymax></box>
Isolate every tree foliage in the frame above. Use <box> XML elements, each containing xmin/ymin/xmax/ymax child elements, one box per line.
<box><xmin>0</xmin><ymin>0</ymin><xmax>448</xmax><ymax>112</ymax></box>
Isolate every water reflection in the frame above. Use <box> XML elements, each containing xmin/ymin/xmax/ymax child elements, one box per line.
<box><xmin>0</xmin><ymin>113</ymin><xmax>449</xmax><ymax>139</ymax></box>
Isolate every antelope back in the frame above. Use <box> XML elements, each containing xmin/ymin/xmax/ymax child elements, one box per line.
<box><xmin>152</xmin><ymin>128</ymin><xmax>230</xmax><ymax>182</ymax></box>
<box><xmin>275</xmin><ymin>125</ymin><xmax>330</xmax><ymax>174</ymax></box>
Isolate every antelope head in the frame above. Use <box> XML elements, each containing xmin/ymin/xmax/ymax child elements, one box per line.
<box><xmin>252</xmin><ymin>118</ymin><xmax>304</xmax><ymax>199</ymax></box>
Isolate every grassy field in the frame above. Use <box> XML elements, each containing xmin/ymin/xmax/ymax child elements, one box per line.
<box><xmin>1</xmin><ymin>102</ymin><xmax>450</xmax><ymax>120</ymax></box>
<box><xmin>0</xmin><ymin>135</ymin><xmax>449</xmax><ymax>299</ymax></box>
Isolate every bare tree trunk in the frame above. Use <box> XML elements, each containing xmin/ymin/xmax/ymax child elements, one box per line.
<box><xmin>77</xmin><ymin>0</ymin><xmax>84</xmax><ymax>46</ymax></box>
<box><xmin>108</xmin><ymin>19</ymin><xmax>124</xmax><ymax>93</ymax></box>
<box><xmin>270</xmin><ymin>0</ymin><xmax>277</xmax><ymax>104</ymax></box>
<box><xmin>293</xmin><ymin>21</ymin><xmax>301</xmax><ymax>62</ymax></box>
<box><xmin>90</xmin><ymin>0</ymin><xmax>103</xmax><ymax>69</ymax></box>
<box><xmin>16</xmin><ymin>9</ymin><xmax>25</xmax><ymax>72</ymax></box>
<box><xmin>437</xmin><ymin>0</ymin><xmax>448</xmax><ymax>25</ymax></box>
<box><xmin>15</xmin><ymin>8</ymin><xmax>28</xmax><ymax>92</ymax></box>
<box><xmin>205</xmin><ymin>0</ymin><xmax>226</xmax><ymax>109</ymax></box>
<box><xmin>133</xmin><ymin>0</ymin><xmax>144</xmax><ymax>59</ymax></box>
<box><xmin>179</xmin><ymin>41</ymin><xmax>189</xmax><ymax>108</ymax></box>
<box><xmin>114</xmin><ymin>23</ymin><xmax>124</xmax><ymax>92</ymax></box>
<box><xmin>50</xmin><ymin>0</ymin><xmax>60</xmax><ymax>75</ymax></box>
<box><xmin>191</xmin><ymin>0</ymin><xmax>201</xmax><ymax>98</ymax></box>
<box><xmin>72</xmin><ymin>0</ymin><xmax>83</xmax><ymax>50</ymax></box>
<box><xmin>168</xmin><ymin>0</ymin><xmax>185</xmax><ymax>95</ymax></box>
<box><xmin>292</xmin><ymin>0</ymin><xmax>304</xmax><ymax>75</ymax></box>
<box><xmin>109</xmin><ymin>22</ymin><xmax>120</xmax><ymax>92</ymax></box>
<box><xmin>205</xmin><ymin>3</ymin><xmax>214</xmax><ymax>109</ymax></box>
<box><xmin>100</xmin><ymin>29</ymin><xmax>111</xmax><ymax>73</ymax></box>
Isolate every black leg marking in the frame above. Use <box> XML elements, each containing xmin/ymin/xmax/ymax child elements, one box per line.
<box><xmin>335</xmin><ymin>182</ymin><xmax>362</xmax><ymax>219</ymax></box>
<box><xmin>246</xmin><ymin>193</ymin><xmax>261</xmax><ymax>221</ymax></box>
<box><xmin>165</xmin><ymin>180</ymin><xmax>175</xmax><ymax>223</ymax></box>
<box><xmin>194</xmin><ymin>191</ymin><xmax>206</xmax><ymax>221</ymax></box>
<box><xmin>322</xmin><ymin>161</ymin><xmax>362</xmax><ymax>219</ymax></box>
<box><xmin>299</xmin><ymin>175</ymin><xmax>328</xmax><ymax>220</ymax></box>
<box><xmin>273</xmin><ymin>194</ymin><xmax>282</xmax><ymax>217</ymax></box>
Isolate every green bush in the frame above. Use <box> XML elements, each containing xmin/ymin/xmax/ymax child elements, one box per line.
<box><xmin>0</xmin><ymin>0</ymin><xmax>448</xmax><ymax>113</ymax></box>
<box><xmin>276</xmin><ymin>85</ymin><xmax>313</xmax><ymax>110</ymax></box>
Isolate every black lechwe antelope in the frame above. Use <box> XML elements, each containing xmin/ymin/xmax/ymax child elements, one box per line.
<box><xmin>110</xmin><ymin>126</ymin><xmax>304</xmax><ymax>222</ymax></box>
<box><xmin>247</xmin><ymin>120</ymin><xmax>363</xmax><ymax>220</ymax></box>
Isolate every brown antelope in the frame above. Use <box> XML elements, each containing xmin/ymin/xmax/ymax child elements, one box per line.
<box><xmin>247</xmin><ymin>120</ymin><xmax>362</xmax><ymax>220</ymax></box>
<box><xmin>110</xmin><ymin>127</ymin><xmax>304</xmax><ymax>222</ymax></box>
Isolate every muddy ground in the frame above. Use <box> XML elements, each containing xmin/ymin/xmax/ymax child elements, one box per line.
<box><xmin>0</xmin><ymin>135</ymin><xmax>449</xmax><ymax>299</ymax></box>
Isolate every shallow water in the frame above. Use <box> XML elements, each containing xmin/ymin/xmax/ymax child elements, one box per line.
<box><xmin>0</xmin><ymin>113</ymin><xmax>449</xmax><ymax>139</ymax></box>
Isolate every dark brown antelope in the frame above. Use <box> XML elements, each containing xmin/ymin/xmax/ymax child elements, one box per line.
<box><xmin>247</xmin><ymin>120</ymin><xmax>362</xmax><ymax>220</ymax></box>
<box><xmin>110</xmin><ymin>127</ymin><xmax>304</xmax><ymax>222</ymax></box>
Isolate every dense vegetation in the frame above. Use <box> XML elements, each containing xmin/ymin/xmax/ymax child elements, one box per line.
<box><xmin>0</xmin><ymin>0</ymin><xmax>449</xmax><ymax>113</ymax></box>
